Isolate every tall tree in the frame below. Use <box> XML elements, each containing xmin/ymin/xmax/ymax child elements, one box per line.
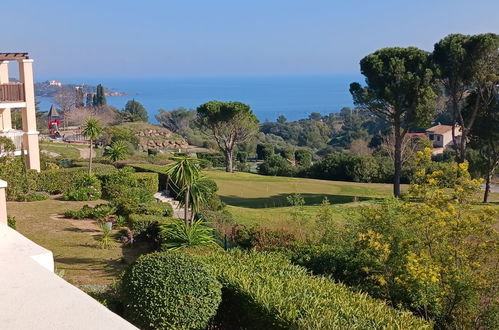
<box><xmin>75</xmin><ymin>87</ymin><xmax>85</xmax><ymax>107</ymax></box>
<box><xmin>467</xmin><ymin>92</ymin><xmax>499</xmax><ymax>203</ymax></box>
<box><xmin>123</xmin><ymin>99</ymin><xmax>148</xmax><ymax>122</ymax></box>
<box><xmin>350</xmin><ymin>47</ymin><xmax>438</xmax><ymax>197</ymax></box>
<box><xmin>81</xmin><ymin>118</ymin><xmax>103</xmax><ymax>174</ymax></box>
<box><xmin>53</xmin><ymin>86</ymin><xmax>77</xmax><ymax>130</ymax></box>
<box><xmin>433</xmin><ymin>33</ymin><xmax>499</xmax><ymax>163</ymax></box>
<box><xmin>86</xmin><ymin>93</ymin><xmax>94</xmax><ymax>107</ymax></box>
<box><xmin>94</xmin><ymin>84</ymin><xmax>107</xmax><ymax>106</ymax></box>
<box><xmin>197</xmin><ymin>101</ymin><xmax>259</xmax><ymax>172</ymax></box>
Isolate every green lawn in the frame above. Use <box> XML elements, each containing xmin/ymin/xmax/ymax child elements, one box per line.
<box><xmin>8</xmin><ymin>197</ymin><xmax>152</xmax><ymax>285</ymax></box>
<box><xmin>40</xmin><ymin>142</ymin><xmax>81</xmax><ymax>159</ymax></box>
<box><xmin>206</xmin><ymin>171</ymin><xmax>394</xmax><ymax>232</ymax></box>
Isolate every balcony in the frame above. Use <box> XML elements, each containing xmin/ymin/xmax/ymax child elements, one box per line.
<box><xmin>0</xmin><ymin>83</ymin><xmax>25</xmax><ymax>103</ymax></box>
<box><xmin>0</xmin><ymin>130</ymin><xmax>24</xmax><ymax>154</ymax></box>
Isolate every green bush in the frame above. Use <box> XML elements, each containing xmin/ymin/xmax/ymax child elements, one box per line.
<box><xmin>21</xmin><ymin>191</ymin><xmax>50</xmax><ymax>202</ymax></box>
<box><xmin>258</xmin><ymin>155</ymin><xmax>295</xmax><ymax>176</ymax></box>
<box><xmin>7</xmin><ymin>216</ymin><xmax>16</xmax><ymax>229</ymax></box>
<box><xmin>122</xmin><ymin>252</ymin><xmax>222</xmax><ymax>330</ymax></box>
<box><xmin>128</xmin><ymin>213</ymin><xmax>172</xmax><ymax>239</ymax></box>
<box><xmin>127</xmin><ymin>164</ymin><xmax>168</xmax><ymax>191</ymax></box>
<box><xmin>137</xmin><ymin>201</ymin><xmax>173</xmax><ymax>217</ymax></box>
<box><xmin>197</xmin><ymin>152</ymin><xmax>225</xmax><ymax>168</ymax></box>
<box><xmin>100</xmin><ymin>167</ymin><xmax>138</xmax><ymax>199</ymax></box>
<box><xmin>64</xmin><ymin>204</ymin><xmax>116</xmax><ymax>220</ymax></box>
<box><xmin>110</xmin><ymin>188</ymin><xmax>154</xmax><ymax>216</ymax></box>
<box><xmin>294</xmin><ymin>149</ymin><xmax>312</xmax><ymax>167</ymax></box>
<box><xmin>159</xmin><ymin>219</ymin><xmax>217</xmax><ymax>250</ymax></box>
<box><xmin>198</xmin><ymin>250</ymin><xmax>430</xmax><ymax>329</ymax></box>
<box><xmin>133</xmin><ymin>172</ymin><xmax>159</xmax><ymax>194</ymax></box>
<box><xmin>63</xmin><ymin>173</ymin><xmax>102</xmax><ymax>201</ymax></box>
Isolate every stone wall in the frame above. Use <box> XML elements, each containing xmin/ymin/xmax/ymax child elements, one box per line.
<box><xmin>135</xmin><ymin>128</ymin><xmax>188</xmax><ymax>151</ymax></box>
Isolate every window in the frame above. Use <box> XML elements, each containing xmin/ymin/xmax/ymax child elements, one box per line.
<box><xmin>437</xmin><ymin>136</ymin><xmax>441</xmax><ymax>142</ymax></box>
<box><xmin>429</xmin><ymin>134</ymin><xmax>434</xmax><ymax>140</ymax></box>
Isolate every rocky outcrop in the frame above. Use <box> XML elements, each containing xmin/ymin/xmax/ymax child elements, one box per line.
<box><xmin>135</xmin><ymin>128</ymin><xmax>188</xmax><ymax>151</ymax></box>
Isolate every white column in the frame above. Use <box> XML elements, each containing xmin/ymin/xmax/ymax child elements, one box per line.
<box><xmin>0</xmin><ymin>61</ymin><xmax>10</xmax><ymax>132</ymax></box>
<box><xmin>0</xmin><ymin>180</ymin><xmax>7</xmax><ymax>224</ymax></box>
<box><xmin>18</xmin><ymin>59</ymin><xmax>40</xmax><ymax>171</ymax></box>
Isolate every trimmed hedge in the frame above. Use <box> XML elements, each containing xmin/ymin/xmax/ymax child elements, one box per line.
<box><xmin>127</xmin><ymin>164</ymin><xmax>168</xmax><ymax>191</ymax></box>
<box><xmin>198</xmin><ymin>250</ymin><xmax>430</xmax><ymax>329</ymax></box>
<box><xmin>137</xmin><ymin>201</ymin><xmax>173</xmax><ymax>217</ymax></box>
<box><xmin>36</xmin><ymin>165</ymin><xmax>115</xmax><ymax>194</ymax></box>
<box><xmin>128</xmin><ymin>213</ymin><xmax>173</xmax><ymax>238</ymax></box>
<box><xmin>197</xmin><ymin>152</ymin><xmax>226</xmax><ymax>168</ymax></box>
<box><xmin>133</xmin><ymin>172</ymin><xmax>159</xmax><ymax>194</ymax></box>
<box><xmin>122</xmin><ymin>252</ymin><xmax>222</xmax><ymax>330</ymax></box>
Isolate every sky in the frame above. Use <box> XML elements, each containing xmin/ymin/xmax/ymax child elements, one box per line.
<box><xmin>1</xmin><ymin>0</ymin><xmax>498</xmax><ymax>78</ymax></box>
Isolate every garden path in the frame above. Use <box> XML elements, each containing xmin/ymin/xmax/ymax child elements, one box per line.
<box><xmin>153</xmin><ymin>191</ymin><xmax>189</xmax><ymax>219</ymax></box>
<box><xmin>75</xmin><ymin>147</ymin><xmax>96</xmax><ymax>159</ymax></box>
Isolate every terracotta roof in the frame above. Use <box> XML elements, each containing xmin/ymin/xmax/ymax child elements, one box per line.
<box><xmin>407</xmin><ymin>132</ymin><xmax>426</xmax><ymax>138</ymax></box>
<box><xmin>426</xmin><ymin>124</ymin><xmax>455</xmax><ymax>135</ymax></box>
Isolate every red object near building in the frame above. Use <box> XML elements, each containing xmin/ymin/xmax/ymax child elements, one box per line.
<box><xmin>48</xmin><ymin>104</ymin><xmax>61</xmax><ymax>135</ymax></box>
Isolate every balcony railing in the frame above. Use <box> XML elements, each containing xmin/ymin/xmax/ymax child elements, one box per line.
<box><xmin>0</xmin><ymin>130</ymin><xmax>24</xmax><ymax>152</ymax></box>
<box><xmin>0</xmin><ymin>83</ymin><xmax>25</xmax><ymax>103</ymax></box>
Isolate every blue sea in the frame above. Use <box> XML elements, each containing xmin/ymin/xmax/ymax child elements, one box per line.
<box><xmin>36</xmin><ymin>74</ymin><xmax>361</xmax><ymax>123</ymax></box>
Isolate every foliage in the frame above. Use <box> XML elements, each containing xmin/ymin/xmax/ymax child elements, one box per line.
<box><xmin>62</xmin><ymin>173</ymin><xmax>102</xmax><ymax>201</ymax></box>
<box><xmin>127</xmin><ymin>213</ymin><xmax>172</xmax><ymax>240</ymax></box>
<box><xmin>160</xmin><ymin>219</ymin><xmax>217</xmax><ymax>250</ymax></box>
<box><xmin>0</xmin><ymin>136</ymin><xmax>15</xmax><ymax>154</ymax></box>
<box><xmin>433</xmin><ymin>33</ymin><xmax>499</xmax><ymax>163</ymax></box>
<box><xmin>230</xmin><ymin>226</ymin><xmax>296</xmax><ymax>250</ymax></box>
<box><xmin>22</xmin><ymin>191</ymin><xmax>50</xmax><ymax>202</ymax></box>
<box><xmin>64</xmin><ymin>204</ymin><xmax>116</xmax><ymax>221</ymax></box>
<box><xmin>133</xmin><ymin>172</ymin><xmax>159</xmax><ymax>194</ymax></box>
<box><xmin>258</xmin><ymin>154</ymin><xmax>295</xmax><ymax>176</ymax></box>
<box><xmin>294</xmin><ymin>149</ymin><xmax>311</xmax><ymax>167</ymax></box>
<box><xmin>197</xmin><ymin>250</ymin><xmax>430</xmax><ymax>329</ymax></box>
<box><xmin>256</xmin><ymin>143</ymin><xmax>274</xmax><ymax>160</ymax></box>
<box><xmin>197</xmin><ymin>101</ymin><xmax>259</xmax><ymax>172</ymax></box>
<box><xmin>121</xmin><ymin>252</ymin><xmax>222</xmax><ymax>330</ymax></box>
<box><xmin>81</xmin><ymin>117</ymin><xmax>103</xmax><ymax>174</ymax></box>
<box><xmin>197</xmin><ymin>152</ymin><xmax>226</xmax><ymax>168</ymax></box>
<box><xmin>7</xmin><ymin>216</ymin><xmax>16</xmax><ymax>229</ymax></box>
<box><xmin>295</xmin><ymin>149</ymin><xmax>498</xmax><ymax>328</ymax></box>
<box><xmin>99</xmin><ymin>226</ymin><xmax>115</xmax><ymax>249</ymax></box>
<box><xmin>105</xmin><ymin>140</ymin><xmax>131</xmax><ymax>162</ymax></box>
<box><xmin>122</xmin><ymin>99</ymin><xmax>148</xmax><ymax>122</ymax></box>
<box><xmin>350</xmin><ymin>47</ymin><xmax>439</xmax><ymax>196</ymax></box>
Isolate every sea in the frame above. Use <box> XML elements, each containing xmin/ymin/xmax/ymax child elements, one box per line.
<box><xmin>36</xmin><ymin>74</ymin><xmax>362</xmax><ymax>123</ymax></box>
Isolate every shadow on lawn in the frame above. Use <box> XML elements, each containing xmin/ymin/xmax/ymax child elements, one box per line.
<box><xmin>63</xmin><ymin>227</ymin><xmax>100</xmax><ymax>234</ymax></box>
<box><xmin>220</xmin><ymin>193</ymin><xmax>381</xmax><ymax>209</ymax></box>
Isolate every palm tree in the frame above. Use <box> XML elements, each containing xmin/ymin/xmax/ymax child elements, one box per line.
<box><xmin>179</xmin><ymin>175</ymin><xmax>214</xmax><ymax>222</ymax></box>
<box><xmin>164</xmin><ymin>156</ymin><xmax>201</xmax><ymax>225</ymax></box>
<box><xmin>81</xmin><ymin>118</ymin><xmax>103</xmax><ymax>174</ymax></box>
<box><xmin>106</xmin><ymin>140</ymin><xmax>130</xmax><ymax>162</ymax></box>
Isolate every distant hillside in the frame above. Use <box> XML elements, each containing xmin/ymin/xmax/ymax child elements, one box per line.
<box><xmin>33</xmin><ymin>80</ymin><xmax>126</xmax><ymax>97</ymax></box>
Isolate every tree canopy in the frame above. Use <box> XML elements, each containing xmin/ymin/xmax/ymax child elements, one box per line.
<box><xmin>123</xmin><ymin>100</ymin><xmax>149</xmax><ymax>122</ymax></box>
<box><xmin>350</xmin><ymin>47</ymin><xmax>438</xmax><ymax>197</ymax></box>
<box><xmin>197</xmin><ymin>101</ymin><xmax>259</xmax><ymax>172</ymax></box>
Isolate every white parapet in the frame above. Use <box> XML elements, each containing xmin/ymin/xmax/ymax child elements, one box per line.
<box><xmin>0</xmin><ymin>223</ymin><xmax>137</xmax><ymax>329</ymax></box>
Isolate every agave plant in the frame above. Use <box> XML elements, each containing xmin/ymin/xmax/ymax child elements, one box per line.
<box><xmin>160</xmin><ymin>219</ymin><xmax>216</xmax><ymax>250</ymax></box>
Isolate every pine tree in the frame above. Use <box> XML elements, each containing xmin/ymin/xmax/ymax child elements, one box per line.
<box><xmin>94</xmin><ymin>84</ymin><xmax>107</xmax><ymax>106</ymax></box>
<box><xmin>75</xmin><ymin>87</ymin><xmax>84</xmax><ymax>107</ymax></box>
<box><xmin>86</xmin><ymin>93</ymin><xmax>94</xmax><ymax>107</ymax></box>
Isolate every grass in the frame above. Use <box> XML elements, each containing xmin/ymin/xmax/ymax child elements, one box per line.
<box><xmin>40</xmin><ymin>142</ymin><xmax>81</xmax><ymax>159</ymax></box>
<box><xmin>206</xmin><ymin>171</ymin><xmax>394</xmax><ymax>232</ymax></box>
<box><xmin>7</xmin><ymin>197</ymin><xmax>152</xmax><ymax>285</ymax></box>
<box><xmin>207</xmin><ymin>170</ymin><xmax>499</xmax><ymax>233</ymax></box>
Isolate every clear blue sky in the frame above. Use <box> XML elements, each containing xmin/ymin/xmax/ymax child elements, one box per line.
<box><xmin>2</xmin><ymin>0</ymin><xmax>498</xmax><ymax>78</ymax></box>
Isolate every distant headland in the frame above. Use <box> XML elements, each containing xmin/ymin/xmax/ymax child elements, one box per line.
<box><xmin>34</xmin><ymin>80</ymin><xmax>127</xmax><ymax>97</ymax></box>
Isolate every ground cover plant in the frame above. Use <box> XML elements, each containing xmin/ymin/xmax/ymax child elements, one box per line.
<box><xmin>196</xmin><ymin>249</ymin><xmax>430</xmax><ymax>329</ymax></box>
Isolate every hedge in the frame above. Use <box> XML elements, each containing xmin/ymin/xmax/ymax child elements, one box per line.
<box><xmin>197</xmin><ymin>250</ymin><xmax>430</xmax><ymax>329</ymax></box>
<box><xmin>133</xmin><ymin>172</ymin><xmax>159</xmax><ymax>194</ymax></box>
<box><xmin>128</xmin><ymin>213</ymin><xmax>173</xmax><ymax>238</ymax></box>
<box><xmin>127</xmin><ymin>164</ymin><xmax>168</xmax><ymax>191</ymax></box>
<box><xmin>197</xmin><ymin>152</ymin><xmax>226</xmax><ymax>168</ymax></box>
<box><xmin>122</xmin><ymin>252</ymin><xmax>221</xmax><ymax>330</ymax></box>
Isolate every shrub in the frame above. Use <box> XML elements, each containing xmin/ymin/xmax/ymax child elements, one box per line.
<box><xmin>121</xmin><ymin>252</ymin><xmax>222</xmax><ymax>330</ymax></box>
<box><xmin>127</xmin><ymin>213</ymin><xmax>172</xmax><ymax>239</ymax></box>
<box><xmin>18</xmin><ymin>191</ymin><xmax>50</xmax><ymax>202</ymax></box>
<box><xmin>137</xmin><ymin>201</ymin><xmax>173</xmax><ymax>217</ymax></box>
<box><xmin>198</xmin><ymin>250</ymin><xmax>429</xmax><ymax>329</ymax></box>
<box><xmin>197</xmin><ymin>152</ymin><xmax>226</xmax><ymax>168</ymax></box>
<box><xmin>64</xmin><ymin>204</ymin><xmax>116</xmax><ymax>221</ymax></box>
<box><xmin>63</xmin><ymin>173</ymin><xmax>102</xmax><ymax>201</ymax></box>
<box><xmin>126</xmin><ymin>164</ymin><xmax>168</xmax><ymax>191</ymax></box>
<box><xmin>256</xmin><ymin>143</ymin><xmax>274</xmax><ymax>160</ymax></box>
<box><xmin>258</xmin><ymin>155</ymin><xmax>295</xmax><ymax>176</ymax></box>
<box><xmin>133</xmin><ymin>172</ymin><xmax>159</xmax><ymax>194</ymax></box>
<box><xmin>7</xmin><ymin>216</ymin><xmax>16</xmax><ymax>229</ymax></box>
<box><xmin>110</xmin><ymin>188</ymin><xmax>154</xmax><ymax>216</ymax></box>
<box><xmin>159</xmin><ymin>219</ymin><xmax>217</xmax><ymax>250</ymax></box>
<box><xmin>294</xmin><ymin>149</ymin><xmax>312</xmax><ymax>167</ymax></box>
<box><xmin>231</xmin><ymin>226</ymin><xmax>296</xmax><ymax>250</ymax></box>
<box><xmin>100</xmin><ymin>167</ymin><xmax>137</xmax><ymax>199</ymax></box>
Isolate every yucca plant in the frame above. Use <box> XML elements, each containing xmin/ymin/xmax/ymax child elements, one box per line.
<box><xmin>81</xmin><ymin>118</ymin><xmax>103</xmax><ymax>174</ymax></box>
<box><xmin>164</xmin><ymin>156</ymin><xmax>201</xmax><ymax>225</ymax></box>
<box><xmin>99</xmin><ymin>226</ymin><xmax>115</xmax><ymax>249</ymax></box>
<box><xmin>160</xmin><ymin>219</ymin><xmax>216</xmax><ymax>250</ymax></box>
